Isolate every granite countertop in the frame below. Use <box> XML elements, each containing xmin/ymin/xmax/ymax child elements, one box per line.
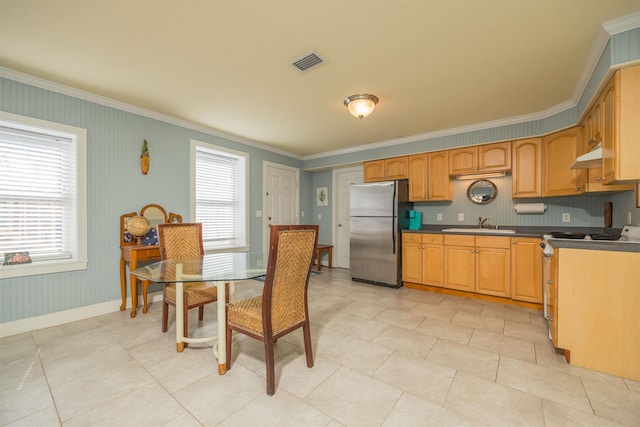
<box><xmin>403</xmin><ymin>226</ymin><xmax>640</xmax><ymax>253</ymax></box>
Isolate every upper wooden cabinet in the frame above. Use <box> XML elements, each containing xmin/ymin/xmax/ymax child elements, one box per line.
<box><xmin>602</xmin><ymin>65</ymin><xmax>640</xmax><ymax>184</ymax></box>
<box><xmin>449</xmin><ymin>142</ymin><xmax>511</xmax><ymax>175</ymax></box>
<box><xmin>512</xmin><ymin>138</ymin><xmax>542</xmax><ymax>198</ymax></box>
<box><xmin>543</xmin><ymin>127</ymin><xmax>586</xmax><ymax>197</ymax></box>
<box><xmin>408</xmin><ymin>151</ymin><xmax>452</xmax><ymax>201</ymax></box>
<box><xmin>581</xmin><ymin>97</ymin><xmax>634</xmax><ymax>193</ymax></box>
<box><xmin>363</xmin><ymin>156</ymin><xmax>408</xmax><ymax>182</ymax></box>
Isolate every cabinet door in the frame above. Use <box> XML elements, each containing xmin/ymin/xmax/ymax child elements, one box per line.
<box><xmin>512</xmin><ymin>138</ymin><xmax>542</xmax><ymax>198</ymax></box>
<box><xmin>510</xmin><ymin>238</ymin><xmax>542</xmax><ymax>303</ymax></box>
<box><xmin>543</xmin><ymin>127</ymin><xmax>585</xmax><ymax>197</ymax></box>
<box><xmin>449</xmin><ymin>147</ymin><xmax>477</xmax><ymax>175</ymax></box>
<box><xmin>422</xmin><ymin>234</ymin><xmax>444</xmax><ymax>287</ymax></box>
<box><xmin>363</xmin><ymin>160</ymin><xmax>385</xmax><ymax>182</ymax></box>
<box><xmin>402</xmin><ymin>242</ymin><xmax>422</xmax><ymax>283</ymax></box>
<box><xmin>444</xmin><ymin>244</ymin><xmax>475</xmax><ymax>292</ymax></box>
<box><xmin>427</xmin><ymin>151</ymin><xmax>452</xmax><ymax>201</ymax></box>
<box><xmin>602</xmin><ymin>66</ymin><xmax>640</xmax><ymax>183</ymax></box>
<box><xmin>385</xmin><ymin>156</ymin><xmax>409</xmax><ymax>180</ymax></box>
<box><xmin>408</xmin><ymin>154</ymin><xmax>427</xmax><ymax>201</ymax></box>
<box><xmin>479</xmin><ymin>142</ymin><xmax>511</xmax><ymax>172</ymax></box>
<box><xmin>476</xmin><ymin>246</ymin><xmax>511</xmax><ymax>297</ymax></box>
<box><xmin>402</xmin><ymin>233</ymin><xmax>422</xmax><ymax>283</ymax></box>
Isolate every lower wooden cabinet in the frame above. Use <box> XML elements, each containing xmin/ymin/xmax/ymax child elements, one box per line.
<box><xmin>403</xmin><ymin>233</ymin><xmax>543</xmax><ymax>305</ymax></box>
<box><xmin>444</xmin><ymin>235</ymin><xmax>511</xmax><ymax>298</ymax></box>
<box><xmin>402</xmin><ymin>233</ymin><xmax>444</xmax><ymax>287</ymax></box>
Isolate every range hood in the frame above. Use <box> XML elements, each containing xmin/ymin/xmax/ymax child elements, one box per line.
<box><xmin>571</xmin><ymin>143</ymin><xmax>602</xmax><ymax>169</ymax></box>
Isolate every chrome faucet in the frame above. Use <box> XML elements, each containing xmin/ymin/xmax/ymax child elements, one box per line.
<box><xmin>478</xmin><ymin>217</ymin><xmax>489</xmax><ymax>229</ymax></box>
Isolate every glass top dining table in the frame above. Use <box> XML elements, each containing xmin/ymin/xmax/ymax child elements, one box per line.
<box><xmin>131</xmin><ymin>252</ymin><xmax>266</xmax><ymax>374</ymax></box>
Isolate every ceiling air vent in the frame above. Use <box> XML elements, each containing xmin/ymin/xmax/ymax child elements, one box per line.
<box><xmin>290</xmin><ymin>51</ymin><xmax>326</xmax><ymax>72</ymax></box>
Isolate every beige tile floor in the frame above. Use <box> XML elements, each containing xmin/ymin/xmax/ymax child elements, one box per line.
<box><xmin>2</xmin><ymin>268</ymin><xmax>639</xmax><ymax>426</ymax></box>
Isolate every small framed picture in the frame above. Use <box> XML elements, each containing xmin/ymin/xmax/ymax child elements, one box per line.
<box><xmin>3</xmin><ymin>251</ymin><xmax>32</xmax><ymax>265</ymax></box>
<box><xmin>316</xmin><ymin>187</ymin><xmax>328</xmax><ymax>206</ymax></box>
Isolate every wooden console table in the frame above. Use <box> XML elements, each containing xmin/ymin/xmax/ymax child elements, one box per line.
<box><xmin>119</xmin><ymin>204</ymin><xmax>181</xmax><ymax>318</ymax></box>
<box><xmin>119</xmin><ymin>245</ymin><xmax>160</xmax><ymax>317</ymax></box>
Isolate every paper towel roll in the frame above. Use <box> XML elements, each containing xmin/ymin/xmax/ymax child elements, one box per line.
<box><xmin>514</xmin><ymin>203</ymin><xmax>546</xmax><ymax>214</ymax></box>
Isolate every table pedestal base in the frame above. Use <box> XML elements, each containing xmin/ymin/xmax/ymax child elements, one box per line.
<box><xmin>173</xmin><ymin>271</ymin><xmax>235</xmax><ymax>375</ymax></box>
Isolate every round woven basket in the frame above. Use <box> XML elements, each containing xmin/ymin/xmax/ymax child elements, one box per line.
<box><xmin>128</xmin><ymin>216</ymin><xmax>151</xmax><ymax>237</ymax></box>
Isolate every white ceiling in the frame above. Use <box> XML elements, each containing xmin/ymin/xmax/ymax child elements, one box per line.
<box><xmin>1</xmin><ymin>1</ymin><xmax>640</xmax><ymax>158</ymax></box>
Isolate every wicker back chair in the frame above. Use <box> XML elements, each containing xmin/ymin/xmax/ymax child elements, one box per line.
<box><xmin>225</xmin><ymin>224</ymin><xmax>318</xmax><ymax>395</ymax></box>
<box><xmin>157</xmin><ymin>223</ymin><xmax>218</xmax><ymax>346</ymax></box>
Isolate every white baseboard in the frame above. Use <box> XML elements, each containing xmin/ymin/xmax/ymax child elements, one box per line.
<box><xmin>0</xmin><ymin>292</ymin><xmax>164</xmax><ymax>338</ymax></box>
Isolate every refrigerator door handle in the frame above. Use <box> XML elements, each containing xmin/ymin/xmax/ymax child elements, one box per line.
<box><xmin>392</xmin><ymin>182</ymin><xmax>397</xmax><ymax>254</ymax></box>
<box><xmin>392</xmin><ymin>223</ymin><xmax>396</xmax><ymax>254</ymax></box>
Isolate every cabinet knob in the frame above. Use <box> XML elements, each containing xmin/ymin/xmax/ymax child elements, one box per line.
<box><xmin>596</xmin><ymin>176</ymin><xmax>603</xmax><ymax>181</ymax></box>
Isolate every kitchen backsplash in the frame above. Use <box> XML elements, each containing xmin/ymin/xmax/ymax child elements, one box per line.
<box><xmin>413</xmin><ymin>176</ymin><xmax>636</xmax><ymax>229</ymax></box>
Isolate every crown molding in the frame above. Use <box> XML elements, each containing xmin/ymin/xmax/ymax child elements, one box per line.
<box><xmin>303</xmin><ymin>100</ymin><xmax>575</xmax><ymax>161</ymax></box>
<box><xmin>603</xmin><ymin>10</ymin><xmax>640</xmax><ymax>35</ymax></box>
<box><xmin>0</xmin><ymin>67</ymin><xmax>302</xmax><ymax>160</ymax></box>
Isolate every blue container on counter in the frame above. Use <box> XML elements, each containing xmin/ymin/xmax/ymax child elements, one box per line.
<box><xmin>408</xmin><ymin>210</ymin><xmax>422</xmax><ymax>230</ymax></box>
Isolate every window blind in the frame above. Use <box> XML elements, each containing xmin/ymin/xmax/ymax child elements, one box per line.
<box><xmin>195</xmin><ymin>146</ymin><xmax>242</xmax><ymax>249</ymax></box>
<box><xmin>0</xmin><ymin>126</ymin><xmax>76</xmax><ymax>261</ymax></box>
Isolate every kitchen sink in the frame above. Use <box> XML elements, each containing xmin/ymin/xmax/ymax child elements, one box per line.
<box><xmin>442</xmin><ymin>228</ymin><xmax>516</xmax><ymax>234</ymax></box>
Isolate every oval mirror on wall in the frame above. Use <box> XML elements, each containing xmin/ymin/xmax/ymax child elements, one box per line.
<box><xmin>467</xmin><ymin>180</ymin><xmax>498</xmax><ymax>204</ymax></box>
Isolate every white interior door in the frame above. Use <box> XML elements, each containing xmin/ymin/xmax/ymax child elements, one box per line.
<box><xmin>332</xmin><ymin>166</ymin><xmax>363</xmax><ymax>268</ymax></box>
<box><xmin>263</xmin><ymin>161</ymin><xmax>300</xmax><ymax>253</ymax></box>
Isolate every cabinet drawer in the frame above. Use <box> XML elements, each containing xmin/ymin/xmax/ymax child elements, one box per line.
<box><xmin>403</xmin><ymin>233</ymin><xmax>422</xmax><ymax>243</ymax></box>
<box><xmin>422</xmin><ymin>234</ymin><xmax>443</xmax><ymax>244</ymax></box>
<box><xmin>476</xmin><ymin>236</ymin><xmax>510</xmax><ymax>249</ymax></box>
<box><xmin>444</xmin><ymin>234</ymin><xmax>475</xmax><ymax>246</ymax></box>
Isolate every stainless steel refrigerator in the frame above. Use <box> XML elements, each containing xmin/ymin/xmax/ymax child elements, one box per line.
<box><xmin>349</xmin><ymin>180</ymin><xmax>413</xmax><ymax>288</ymax></box>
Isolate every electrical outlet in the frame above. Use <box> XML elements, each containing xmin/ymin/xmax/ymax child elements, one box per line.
<box><xmin>562</xmin><ymin>213</ymin><xmax>571</xmax><ymax>222</ymax></box>
<box><xmin>628</xmin><ymin>212</ymin><xmax>632</xmax><ymax>224</ymax></box>
<box><xmin>458</xmin><ymin>213</ymin><xmax>464</xmax><ymax>221</ymax></box>
<box><xmin>256</xmin><ymin>210</ymin><xmax>262</xmax><ymax>218</ymax></box>
<box><xmin>318</xmin><ymin>213</ymin><xmax>321</xmax><ymax>220</ymax></box>
<box><xmin>437</xmin><ymin>213</ymin><xmax>443</xmax><ymax>222</ymax></box>
<box><xmin>301</xmin><ymin>211</ymin><xmax>304</xmax><ymax>217</ymax></box>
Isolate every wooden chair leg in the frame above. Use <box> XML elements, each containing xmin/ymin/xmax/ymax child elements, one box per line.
<box><xmin>302</xmin><ymin>321</ymin><xmax>314</xmax><ymax>368</ymax></box>
<box><xmin>162</xmin><ymin>301</ymin><xmax>169</xmax><ymax>332</ymax></box>
<box><xmin>183</xmin><ymin>295</ymin><xmax>189</xmax><ymax>348</ymax></box>
<box><xmin>264</xmin><ymin>338</ymin><xmax>276</xmax><ymax>396</ymax></box>
<box><xmin>198</xmin><ymin>306</ymin><xmax>204</xmax><ymax>321</ymax></box>
<box><xmin>226</xmin><ymin>328</ymin><xmax>233</xmax><ymax>370</ymax></box>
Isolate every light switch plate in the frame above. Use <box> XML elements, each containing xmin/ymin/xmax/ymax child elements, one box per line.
<box><xmin>256</xmin><ymin>210</ymin><xmax>262</xmax><ymax>218</ymax></box>
<box><xmin>562</xmin><ymin>213</ymin><xmax>571</xmax><ymax>222</ymax></box>
<box><xmin>437</xmin><ymin>213</ymin><xmax>443</xmax><ymax>221</ymax></box>
<box><xmin>458</xmin><ymin>213</ymin><xmax>464</xmax><ymax>221</ymax></box>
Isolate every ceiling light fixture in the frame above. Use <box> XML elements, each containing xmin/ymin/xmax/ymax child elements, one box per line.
<box><xmin>343</xmin><ymin>94</ymin><xmax>379</xmax><ymax>119</ymax></box>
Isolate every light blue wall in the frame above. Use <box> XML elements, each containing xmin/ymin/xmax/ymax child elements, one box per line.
<box><xmin>0</xmin><ymin>78</ymin><xmax>307</xmax><ymax>323</ymax></box>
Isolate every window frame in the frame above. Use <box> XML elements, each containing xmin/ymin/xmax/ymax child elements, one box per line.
<box><xmin>0</xmin><ymin>111</ymin><xmax>88</xmax><ymax>279</ymax></box>
<box><xmin>190</xmin><ymin>139</ymin><xmax>249</xmax><ymax>253</ymax></box>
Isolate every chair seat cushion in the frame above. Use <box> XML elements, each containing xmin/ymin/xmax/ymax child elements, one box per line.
<box><xmin>165</xmin><ymin>282</ymin><xmax>218</xmax><ymax>306</ymax></box>
<box><xmin>228</xmin><ymin>296</ymin><xmax>263</xmax><ymax>335</ymax></box>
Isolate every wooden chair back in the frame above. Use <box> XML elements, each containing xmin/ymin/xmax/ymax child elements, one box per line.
<box><xmin>262</xmin><ymin>224</ymin><xmax>318</xmax><ymax>336</ymax></box>
<box><xmin>157</xmin><ymin>223</ymin><xmax>205</xmax><ymax>260</ymax></box>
